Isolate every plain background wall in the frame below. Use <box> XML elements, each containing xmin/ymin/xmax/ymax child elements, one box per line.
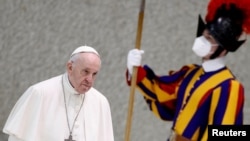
<box><xmin>0</xmin><ymin>0</ymin><xmax>249</xmax><ymax>141</ymax></box>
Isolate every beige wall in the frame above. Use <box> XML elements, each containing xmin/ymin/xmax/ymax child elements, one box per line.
<box><xmin>0</xmin><ymin>0</ymin><xmax>249</xmax><ymax>141</ymax></box>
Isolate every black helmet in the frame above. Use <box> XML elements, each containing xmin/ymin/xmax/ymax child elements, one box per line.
<box><xmin>196</xmin><ymin>0</ymin><xmax>250</xmax><ymax>54</ymax></box>
<box><xmin>197</xmin><ymin>4</ymin><xmax>245</xmax><ymax>52</ymax></box>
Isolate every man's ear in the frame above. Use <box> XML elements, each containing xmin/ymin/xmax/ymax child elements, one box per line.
<box><xmin>66</xmin><ymin>61</ymin><xmax>73</xmax><ymax>73</ymax></box>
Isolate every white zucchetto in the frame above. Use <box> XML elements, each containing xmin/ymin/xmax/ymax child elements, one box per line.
<box><xmin>71</xmin><ymin>46</ymin><xmax>99</xmax><ymax>57</ymax></box>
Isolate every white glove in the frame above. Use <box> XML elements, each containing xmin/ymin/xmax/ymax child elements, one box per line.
<box><xmin>127</xmin><ymin>49</ymin><xmax>144</xmax><ymax>75</ymax></box>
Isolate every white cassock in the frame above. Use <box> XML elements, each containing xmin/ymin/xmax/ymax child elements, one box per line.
<box><xmin>3</xmin><ymin>73</ymin><xmax>114</xmax><ymax>141</ymax></box>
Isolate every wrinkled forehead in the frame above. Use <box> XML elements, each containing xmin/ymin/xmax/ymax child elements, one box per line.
<box><xmin>73</xmin><ymin>52</ymin><xmax>101</xmax><ymax>68</ymax></box>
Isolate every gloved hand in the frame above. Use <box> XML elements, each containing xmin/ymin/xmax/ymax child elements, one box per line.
<box><xmin>127</xmin><ymin>49</ymin><xmax>144</xmax><ymax>75</ymax></box>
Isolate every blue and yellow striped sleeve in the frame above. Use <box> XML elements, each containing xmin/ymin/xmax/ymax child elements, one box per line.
<box><xmin>126</xmin><ymin>65</ymin><xmax>192</xmax><ymax>120</ymax></box>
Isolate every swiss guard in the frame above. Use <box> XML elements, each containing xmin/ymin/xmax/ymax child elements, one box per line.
<box><xmin>125</xmin><ymin>0</ymin><xmax>250</xmax><ymax>140</ymax></box>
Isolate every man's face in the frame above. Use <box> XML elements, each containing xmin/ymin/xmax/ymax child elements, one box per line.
<box><xmin>67</xmin><ymin>53</ymin><xmax>101</xmax><ymax>94</ymax></box>
<box><xmin>202</xmin><ymin>29</ymin><xmax>219</xmax><ymax>59</ymax></box>
<box><xmin>203</xmin><ymin>29</ymin><xmax>218</xmax><ymax>45</ymax></box>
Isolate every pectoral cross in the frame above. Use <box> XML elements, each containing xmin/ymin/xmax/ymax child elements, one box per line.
<box><xmin>65</xmin><ymin>135</ymin><xmax>76</xmax><ymax>141</ymax></box>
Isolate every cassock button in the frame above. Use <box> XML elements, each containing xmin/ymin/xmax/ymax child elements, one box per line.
<box><xmin>75</xmin><ymin>122</ymin><xmax>79</xmax><ymax>128</ymax></box>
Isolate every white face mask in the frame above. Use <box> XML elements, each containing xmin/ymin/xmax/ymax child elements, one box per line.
<box><xmin>192</xmin><ymin>36</ymin><xmax>216</xmax><ymax>57</ymax></box>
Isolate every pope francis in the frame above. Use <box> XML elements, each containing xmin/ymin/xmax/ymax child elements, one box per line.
<box><xmin>3</xmin><ymin>46</ymin><xmax>114</xmax><ymax>141</ymax></box>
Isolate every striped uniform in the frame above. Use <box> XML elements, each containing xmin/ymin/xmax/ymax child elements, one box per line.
<box><xmin>126</xmin><ymin>64</ymin><xmax>244</xmax><ymax>141</ymax></box>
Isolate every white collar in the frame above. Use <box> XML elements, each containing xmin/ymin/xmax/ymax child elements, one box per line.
<box><xmin>202</xmin><ymin>57</ymin><xmax>226</xmax><ymax>72</ymax></box>
<box><xmin>63</xmin><ymin>73</ymin><xmax>79</xmax><ymax>95</ymax></box>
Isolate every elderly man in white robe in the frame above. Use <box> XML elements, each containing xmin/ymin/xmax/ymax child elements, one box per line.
<box><xmin>3</xmin><ymin>46</ymin><xmax>114</xmax><ymax>141</ymax></box>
